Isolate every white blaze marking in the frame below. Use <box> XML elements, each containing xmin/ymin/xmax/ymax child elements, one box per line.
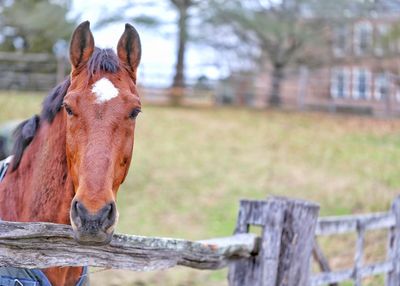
<box><xmin>92</xmin><ymin>78</ymin><xmax>119</xmax><ymax>103</ymax></box>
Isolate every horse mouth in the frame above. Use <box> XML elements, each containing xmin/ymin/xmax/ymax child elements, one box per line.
<box><xmin>73</xmin><ymin>230</ymin><xmax>113</xmax><ymax>246</ymax></box>
<box><xmin>69</xmin><ymin>200</ymin><xmax>117</xmax><ymax>246</ymax></box>
<box><xmin>70</xmin><ymin>219</ymin><xmax>115</xmax><ymax>245</ymax></box>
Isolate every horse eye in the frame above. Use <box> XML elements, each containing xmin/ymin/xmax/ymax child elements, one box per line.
<box><xmin>64</xmin><ymin>105</ymin><xmax>74</xmax><ymax>116</ymax></box>
<box><xmin>129</xmin><ymin>108</ymin><xmax>141</xmax><ymax>119</ymax></box>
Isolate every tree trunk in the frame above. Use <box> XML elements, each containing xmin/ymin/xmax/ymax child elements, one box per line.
<box><xmin>268</xmin><ymin>65</ymin><xmax>284</xmax><ymax>107</ymax></box>
<box><xmin>170</xmin><ymin>3</ymin><xmax>188</xmax><ymax>106</ymax></box>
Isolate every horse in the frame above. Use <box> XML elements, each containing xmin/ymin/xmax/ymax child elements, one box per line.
<box><xmin>0</xmin><ymin>21</ymin><xmax>142</xmax><ymax>286</ymax></box>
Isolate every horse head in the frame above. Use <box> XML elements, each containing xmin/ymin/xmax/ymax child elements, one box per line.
<box><xmin>64</xmin><ymin>21</ymin><xmax>141</xmax><ymax>245</ymax></box>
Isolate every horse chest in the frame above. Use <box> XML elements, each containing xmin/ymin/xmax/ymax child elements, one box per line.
<box><xmin>0</xmin><ymin>157</ymin><xmax>89</xmax><ymax>286</ymax></box>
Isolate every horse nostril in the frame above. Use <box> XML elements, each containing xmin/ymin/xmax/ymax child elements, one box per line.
<box><xmin>99</xmin><ymin>202</ymin><xmax>116</xmax><ymax>230</ymax></box>
<box><xmin>74</xmin><ymin>201</ymin><xmax>87</xmax><ymax>218</ymax></box>
<box><xmin>72</xmin><ymin>200</ymin><xmax>78</xmax><ymax>214</ymax></box>
<box><xmin>107</xmin><ymin>203</ymin><xmax>115</xmax><ymax>221</ymax></box>
<box><xmin>71</xmin><ymin>200</ymin><xmax>84</xmax><ymax>228</ymax></box>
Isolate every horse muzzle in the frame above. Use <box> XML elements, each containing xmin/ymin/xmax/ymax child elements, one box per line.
<box><xmin>70</xmin><ymin>200</ymin><xmax>118</xmax><ymax>245</ymax></box>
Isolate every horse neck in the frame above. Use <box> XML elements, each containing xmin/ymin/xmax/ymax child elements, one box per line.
<box><xmin>0</xmin><ymin>111</ymin><xmax>74</xmax><ymax>224</ymax></box>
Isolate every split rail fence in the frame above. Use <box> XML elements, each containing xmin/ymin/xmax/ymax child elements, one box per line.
<box><xmin>0</xmin><ymin>196</ymin><xmax>399</xmax><ymax>286</ymax></box>
<box><xmin>0</xmin><ymin>52</ymin><xmax>67</xmax><ymax>91</ymax></box>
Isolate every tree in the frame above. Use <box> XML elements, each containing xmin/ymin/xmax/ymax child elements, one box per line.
<box><xmin>99</xmin><ymin>0</ymin><xmax>201</xmax><ymax>105</ymax></box>
<box><xmin>205</xmin><ymin>0</ymin><xmax>368</xmax><ymax>107</ymax></box>
<box><xmin>169</xmin><ymin>0</ymin><xmax>195</xmax><ymax>105</ymax></box>
<box><xmin>0</xmin><ymin>0</ymin><xmax>76</xmax><ymax>53</ymax></box>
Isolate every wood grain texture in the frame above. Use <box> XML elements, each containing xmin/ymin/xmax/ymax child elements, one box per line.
<box><xmin>228</xmin><ymin>197</ymin><xmax>319</xmax><ymax>286</ymax></box>
<box><xmin>0</xmin><ymin>221</ymin><xmax>258</xmax><ymax>271</ymax></box>
<box><xmin>274</xmin><ymin>197</ymin><xmax>319</xmax><ymax>286</ymax></box>
<box><xmin>228</xmin><ymin>199</ymin><xmax>286</xmax><ymax>286</ymax></box>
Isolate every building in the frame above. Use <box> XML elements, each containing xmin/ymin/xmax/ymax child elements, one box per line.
<box><xmin>249</xmin><ymin>1</ymin><xmax>400</xmax><ymax>116</ymax></box>
<box><xmin>326</xmin><ymin>15</ymin><xmax>400</xmax><ymax>116</ymax></box>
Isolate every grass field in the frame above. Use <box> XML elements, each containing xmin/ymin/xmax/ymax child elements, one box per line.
<box><xmin>1</xmin><ymin>92</ymin><xmax>400</xmax><ymax>285</ymax></box>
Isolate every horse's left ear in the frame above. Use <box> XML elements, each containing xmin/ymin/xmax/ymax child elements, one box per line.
<box><xmin>117</xmin><ymin>23</ymin><xmax>141</xmax><ymax>83</ymax></box>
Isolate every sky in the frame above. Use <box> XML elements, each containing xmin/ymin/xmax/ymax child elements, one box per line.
<box><xmin>70</xmin><ymin>0</ymin><xmax>221</xmax><ymax>87</ymax></box>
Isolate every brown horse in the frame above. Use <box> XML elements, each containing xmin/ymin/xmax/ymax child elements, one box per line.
<box><xmin>0</xmin><ymin>21</ymin><xmax>141</xmax><ymax>285</ymax></box>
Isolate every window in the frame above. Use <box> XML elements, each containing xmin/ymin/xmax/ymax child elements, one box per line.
<box><xmin>352</xmin><ymin>68</ymin><xmax>371</xmax><ymax>100</ymax></box>
<box><xmin>333</xmin><ymin>26</ymin><xmax>349</xmax><ymax>57</ymax></box>
<box><xmin>374</xmin><ymin>73</ymin><xmax>389</xmax><ymax>101</ymax></box>
<box><xmin>331</xmin><ymin>68</ymin><xmax>350</xmax><ymax>98</ymax></box>
<box><xmin>354</xmin><ymin>22</ymin><xmax>372</xmax><ymax>56</ymax></box>
<box><xmin>375</xmin><ymin>24</ymin><xmax>389</xmax><ymax>56</ymax></box>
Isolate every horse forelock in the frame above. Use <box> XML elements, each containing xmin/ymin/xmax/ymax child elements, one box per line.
<box><xmin>88</xmin><ymin>48</ymin><xmax>120</xmax><ymax>76</ymax></box>
<box><xmin>11</xmin><ymin>48</ymin><xmax>121</xmax><ymax>171</ymax></box>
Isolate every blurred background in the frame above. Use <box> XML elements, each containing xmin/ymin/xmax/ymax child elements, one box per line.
<box><xmin>1</xmin><ymin>0</ymin><xmax>400</xmax><ymax>285</ymax></box>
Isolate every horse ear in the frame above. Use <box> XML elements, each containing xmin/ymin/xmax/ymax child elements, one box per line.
<box><xmin>69</xmin><ymin>21</ymin><xmax>94</xmax><ymax>71</ymax></box>
<box><xmin>117</xmin><ymin>23</ymin><xmax>141</xmax><ymax>83</ymax></box>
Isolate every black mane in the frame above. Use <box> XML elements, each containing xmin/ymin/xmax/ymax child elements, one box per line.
<box><xmin>11</xmin><ymin>48</ymin><xmax>120</xmax><ymax>170</ymax></box>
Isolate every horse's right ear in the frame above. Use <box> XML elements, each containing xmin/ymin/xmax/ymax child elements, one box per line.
<box><xmin>69</xmin><ymin>21</ymin><xmax>94</xmax><ymax>71</ymax></box>
<box><xmin>117</xmin><ymin>23</ymin><xmax>141</xmax><ymax>83</ymax></box>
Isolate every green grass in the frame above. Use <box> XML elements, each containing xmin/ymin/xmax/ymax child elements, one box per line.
<box><xmin>1</xmin><ymin>91</ymin><xmax>400</xmax><ymax>285</ymax></box>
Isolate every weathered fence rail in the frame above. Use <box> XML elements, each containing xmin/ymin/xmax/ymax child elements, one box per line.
<box><xmin>315</xmin><ymin>212</ymin><xmax>396</xmax><ymax>235</ymax></box>
<box><xmin>0</xmin><ymin>196</ymin><xmax>399</xmax><ymax>286</ymax></box>
<box><xmin>0</xmin><ymin>221</ymin><xmax>258</xmax><ymax>271</ymax></box>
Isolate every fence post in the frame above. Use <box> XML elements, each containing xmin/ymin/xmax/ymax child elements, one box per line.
<box><xmin>228</xmin><ymin>196</ymin><xmax>320</xmax><ymax>286</ymax></box>
<box><xmin>387</xmin><ymin>196</ymin><xmax>400</xmax><ymax>286</ymax></box>
<box><xmin>297</xmin><ymin>65</ymin><xmax>309</xmax><ymax>111</ymax></box>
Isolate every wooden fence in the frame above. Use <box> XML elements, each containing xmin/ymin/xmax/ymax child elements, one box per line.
<box><xmin>0</xmin><ymin>52</ymin><xmax>67</xmax><ymax>91</ymax></box>
<box><xmin>312</xmin><ymin>201</ymin><xmax>400</xmax><ymax>286</ymax></box>
<box><xmin>0</xmin><ymin>196</ymin><xmax>399</xmax><ymax>286</ymax></box>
